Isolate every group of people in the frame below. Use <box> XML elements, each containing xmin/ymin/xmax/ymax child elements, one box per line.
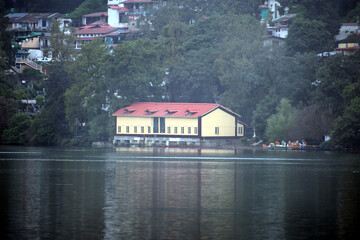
<box><xmin>264</xmin><ymin>140</ymin><xmax>307</xmax><ymax>148</ymax></box>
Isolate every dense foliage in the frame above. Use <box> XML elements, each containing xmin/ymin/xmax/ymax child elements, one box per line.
<box><xmin>1</xmin><ymin>0</ymin><xmax>360</xmax><ymax>148</ymax></box>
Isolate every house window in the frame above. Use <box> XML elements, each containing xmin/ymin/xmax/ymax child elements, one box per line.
<box><xmin>42</xmin><ymin>20</ymin><xmax>46</xmax><ymax>27</ymax></box>
<box><xmin>134</xmin><ymin>126</ymin><xmax>137</xmax><ymax>133</ymax></box>
<box><xmin>141</xmin><ymin>126</ymin><xmax>144</xmax><ymax>133</ymax></box>
<box><xmin>148</xmin><ymin>126</ymin><xmax>151</xmax><ymax>133</ymax></box>
<box><xmin>126</xmin><ymin>126</ymin><xmax>129</xmax><ymax>133</ymax></box>
<box><xmin>167</xmin><ymin>127</ymin><xmax>171</xmax><ymax>133</ymax></box>
<box><xmin>188</xmin><ymin>127</ymin><xmax>191</xmax><ymax>134</ymax></box>
<box><xmin>118</xmin><ymin>126</ymin><xmax>121</xmax><ymax>133</ymax></box>
<box><xmin>238</xmin><ymin>126</ymin><xmax>243</xmax><ymax>135</ymax></box>
<box><xmin>194</xmin><ymin>127</ymin><xmax>198</xmax><ymax>134</ymax></box>
<box><xmin>181</xmin><ymin>127</ymin><xmax>184</xmax><ymax>134</ymax></box>
<box><xmin>174</xmin><ymin>127</ymin><xmax>178</xmax><ymax>134</ymax></box>
<box><xmin>215</xmin><ymin>127</ymin><xmax>219</xmax><ymax>135</ymax></box>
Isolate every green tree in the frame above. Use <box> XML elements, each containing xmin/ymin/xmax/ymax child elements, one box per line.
<box><xmin>265</xmin><ymin>98</ymin><xmax>294</xmax><ymax>142</ymax></box>
<box><xmin>215</xmin><ymin>14</ymin><xmax>266</xmax><ymax>123</ymax></box>
<box><xmin>0</xmin><ymin>96</ymin><xmax>19</xmax><ymax>143</ymax></box>
<box><xmin>45</xmin><ymin>19</ymin><xmax>76</xmax><ymax>62</ymax></box>
<box><xmin>331</xmin><ymin>97</ymin><xmax>360</xmax><ymax>148</ymax></box>
<box><xmin>316</xmin><ymin>51</ymin><xmax>360</xmax><ymax>116</ymax></box>
<box><xmin>67</xmin><ymin>0</ymin><xmax>107</xmax><ymax>18</ymax></box>
<box><xmin>1</xmin><ymin>113</ymin><xmax>31</xmax><ymax>144</ymax></box>
<box><xmin>286</xmin><ymin>15</ymin><xmax>333</xmax><ymax>54</ymax></box>
<box><xmin>64</xmin><ymin>39</ymin><xmax>110</xmax><ymax>134</ymax></box>
<box><xmin>88</xmin><ymin>113</ymin><xmax>110</xmax><ymax>141</ymax></box>
<box><xmin>288</xmin><ymin>104</ymin><xmax>334</xmax><ymax>141</ymax></box>
<box><xmin>0</xmin><ymin>0</ymin><xmax>15</xmax><ymax>70</ymax></box>
<box><xmin>107</xmin><ymin>39</ymin><xmax>164</xmax><ymax>112</ymax></box>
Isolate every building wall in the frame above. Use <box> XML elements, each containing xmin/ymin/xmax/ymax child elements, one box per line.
<box><xmin>115</xmin><ymin>116</ymin><xmax>199</xmax><ymax>136</ymax></box>
<box><xmin>201</xmin><ymin>108</ymin><xmax>236</xmax><ymax>137</ymax></box>
<box><xmin>335</xmin><ymin>25</ymin><xmax>359</xmax><ymax>41</ymax></box>
<box><xmin>21</xmin><ymin>37</ymin><xmax>40</xmax><ymax>49</ymax></box>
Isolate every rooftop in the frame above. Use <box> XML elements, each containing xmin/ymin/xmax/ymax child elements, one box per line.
<box><xmin>112</xmin><ymin>102</ymin><xmax>240</xmax><ymax>118</ymax></box>
<box><xmin>83</xmin><ymin>12</ymin><xmax>108</xmax><ymax>17</ymax></box>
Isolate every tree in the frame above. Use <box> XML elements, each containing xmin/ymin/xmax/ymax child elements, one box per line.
<box><xmin>265</xmin><ymin>98</ymin><xmax>294</xmax><ymax>142</ymax></box>
<box><xmin>64</xmin><ymin>39</ymin><xmax>110</xmax><ymax>134</ymax></box>
<box><xmin>45</xmin><ymin>19</ymin><xmax>76</xmax><ymax>62</ymax></box>
<box><xmin>107</xmin><ymin>39</ymin><xmax>164</xmax><ymax>112</ymax></box>
<box><xmin>288</xmin><ymin>104</ymin><xmax>334</xmax><ymax>141</ymax></box>
<box><xmin>215</xmin><ymin>14</ymin><xmax>265</xmax><ymax>123</ymax></box>
<box><xmin>0</xmin><ymin>0</ymin><xmax>15</xmax><ymax>70</ymax></box>
<box><xmin>316</xmin><ymin>51</ymin><xmax>360</xmax><ymax>116</ymax></box>
<box><xmin>67</xmin><ymin>0</ymin><xmax>107</xmax><ymax>18</ymax></box>
<box><xmin>88</xmin><ymin>113</ymin><xmax>110</xmax><ymax>141</ymax></box>
<box><xmin>331</xmin><ymin>97</ymin><xmax>360</xmax><ymax>148</ymax></box>
<box><xmin>1</xmin><ymin>113</ymin><xmax>31</xmax><ymax>144</ymax></box>
<box><xmin>169</xmin><ymin>48</ymin><xmax>220</xmax><ymax>103</ymax></box>
<box><xmin>286</xmin><ymin>15</ymin><xmax>333</xmax><ymax>54</ymax></box>
<box><xmin>4</xmin><ymin>0</ymin><xmax>85</xmax><ymax>13</ymax></box>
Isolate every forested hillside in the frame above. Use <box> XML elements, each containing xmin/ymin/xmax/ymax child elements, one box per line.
<box><xmin>1</xmin><ymin>0</ymin><xmax>360</xmax><ymax>148</ymax></box>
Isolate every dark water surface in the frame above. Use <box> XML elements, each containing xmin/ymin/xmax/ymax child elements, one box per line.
<box><xmin>1</xmin><ymin>146</ymin><xmax>360</xmax><ymax>240</ymax></box>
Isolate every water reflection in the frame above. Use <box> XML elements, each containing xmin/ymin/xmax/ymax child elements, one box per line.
<box><xmin>1</xmin><ymin>147</ymin><xmax>360</xmax><ymax>239</ymax></box>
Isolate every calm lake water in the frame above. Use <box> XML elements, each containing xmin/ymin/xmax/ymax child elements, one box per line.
<box><xmin>1</xmin><ymin>146</ymin><xmax>360</xmax><ymax>240</ymax></box>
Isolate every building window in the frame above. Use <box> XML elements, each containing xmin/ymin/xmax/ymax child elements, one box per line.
<box><xmin>126</xmin><ymin>126</ymin><xmax>129</xmax><ymax>133</ymax></box>
<box><xmin>194</xmin><ymin>127</ymin><xmax>198</xmax><ymax>134</ymax></box>
<box><xmin>134</xmin><ymin>126</ymin><xmax>137</xmax><ymax>133</ymax></box>
<box><xmin>181</xmin><ymin>127</ymin><xmax>184</xmax><ymax>134</ymax></box>
<box><xmin>160</xmin><ymin>117</ymin><xmax>165</xmax><ymax>133</ymax></box>
<box><xmin>148</xmin><ymin>126</ymin><xmax>151</xmax><ymax>133</ymax></box>
<box><xmin>141</xmin><ymin>126</ymin><xmax>144</xmax><ymax>133</ymax></box>
<box><xmin>119</xmin><ymin>13</ymin><xmax>123</xmax><ymax>23</ymax></box>
<box><xmin>188</xmin><ymin>127</ymin><xmax>191</xmax><ymax>134</ymax></box>
<box><xmin>167</xmin><ymin>127</ymin><xmax>171</xmax><ymax>133</ymax></box>
<box><xmin>153</xmin><ymin>118</ymin><xmax>159</xmax><ymax>133</ymax></box>
<box><xmin>215</xmin><ymin>127</ymin><xmax>219</xmax><ymax>135</ymax></box>
<box><xmin>42</xmin><ymin>20</ymin><xmax>46</xmax><ymax>27</ymax></box>
<box><xmin>118</xmin><ymin>126</ymin><xmax>121</xmax><ymax>133</ymax></box>
<box><xmin>174</xmin><ymin>127</ymin><xmax>178</xmax><ymax>134</ymax></box>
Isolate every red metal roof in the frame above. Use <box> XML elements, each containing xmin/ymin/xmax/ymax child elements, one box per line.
<box><xmin>342</xmin><ymin>23</ymin><xmax>359</xmax><ymax>26</ymax></box>
<box><xmin>83</xmin><ymin>12</ymin><xmax>108</xmax><ymax>17</ymax></box>
<box><xmin>76</xmin><ymin>25</ymin><xmax>119</xmax><ymax>35</ymax></box>
<box><xmin>109</xmin><ymin>6</ymin><xmax>130</xmax><ymax>12</ymax></box>
<box><xmin>112</xmin><ymin>102</ymin><xmax>240</xmax><ymax>118</ymax></box>
<box><xmin>123</xmin><ymin>0</ymin><xmax>153</xmax><ymax>3</ymax></box>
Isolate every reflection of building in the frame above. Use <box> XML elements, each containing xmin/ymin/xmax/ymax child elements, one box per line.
<box><xmin>112</xmin><ymin>102</ymin><xmax>246</xmax><ymax>146</ymax></box>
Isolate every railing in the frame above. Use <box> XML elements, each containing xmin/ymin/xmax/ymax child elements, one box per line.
<box><xmin>16</xmin><ymin>58</ymin><xmax>43</xmax><ymax>72</ymax></box>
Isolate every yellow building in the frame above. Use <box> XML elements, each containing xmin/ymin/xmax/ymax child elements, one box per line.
<box><xmin>112</xmin><ymin>102</ymin><xmax>246</xmax><ymax>146</ymax></box>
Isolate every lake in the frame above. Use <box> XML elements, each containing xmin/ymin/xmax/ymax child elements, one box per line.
<box><xmin>1</xmin><ymin>146</ymin><xmax>360</xmax><ymax>239</ymax></box>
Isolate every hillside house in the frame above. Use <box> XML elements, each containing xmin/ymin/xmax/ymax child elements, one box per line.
<box><xmin>112</xmin><ymin>102</ymin><xmax>246</xmax><ymax>146</ymax></box>
<box><xmin>6</xmin><ymin>13</ymin><xmax>62</xmax><ymax>37</ymax></box>
<box><xmin>82</xmin><ymin>12</ymin><xmax>108</xmax><ymax>26</ymax></box>
<box><xmin>75</xmin><ymin>22</ymin><xmax>126</xmax><ymax>49</ymax></box>
<box><xmin>107</xmin><ymin>0</ymin><xmax>166</xmax><ymax>30</ymax></box>
<box><xmin>259</xmin><ymin>0</ymin><xmax>281</xmax><ymax>22</ymax></box>
<box><xmin>335</xmin><ymin>23</ymin><xmax>360</xmax><ymax>41</ymax></box>
<box><xmin>336</xmin><ymin>42</ymin><xmax>359</xmax><ymax>55</ymax></box>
